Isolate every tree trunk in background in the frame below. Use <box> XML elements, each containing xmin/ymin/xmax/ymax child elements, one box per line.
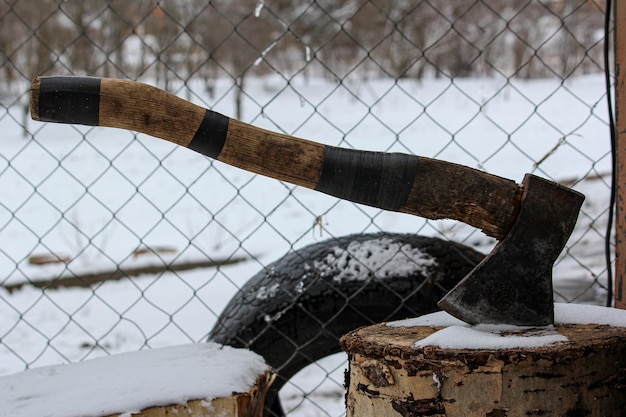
<box><xmin>341</xmin><ymin>322</ymin><xmax>626</xmax><ymax>417</ymax></box>
<box><xmin>235</xmin><ymin>71</ymin><xmax>247</xmax><ymax>120</ymax></box>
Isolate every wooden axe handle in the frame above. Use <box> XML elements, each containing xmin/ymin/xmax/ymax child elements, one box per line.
<box><xmin>30</xmin><ymin>76</ymin><xmax>521</xmax><ymax>239</ymax></box>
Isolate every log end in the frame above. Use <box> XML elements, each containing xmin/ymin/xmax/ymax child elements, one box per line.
<box><xmin>30</xmin><ymin>76</ymin><xmax>41</xmax><ymax>121</ymax></box>
<box><xmin>341</xmin><ymin>319</ymin><xmax>626</xmax><ymax>417</ymax></box>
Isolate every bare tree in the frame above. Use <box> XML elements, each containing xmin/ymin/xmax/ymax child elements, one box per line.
<box><xmin>549</xmin><ymin>0</ymin><xmax>605</xmax><ymax>78</ymax></box>
<box><xmin>96</xmin><ymin>0</ymin><xmax>153</xmax><ymax>78</ymax></box>
<box><xmin>0</xmin><ymin>0</ymin><xmax>610</xmax><ymax>111</ymax></box>
<box><xmin>56</xmin><ymin>0</ymin><xmax>109</xmax><ymax>74</ymax></box>
<box><xmin>0</xmin><ymin>0</ymin><xmax>68</xmax><ymax>135</ymax></box>
<box><xmin>192</xmin><ymin>0</ymin><xmax>276</xmax><ymax>119</ymax></box>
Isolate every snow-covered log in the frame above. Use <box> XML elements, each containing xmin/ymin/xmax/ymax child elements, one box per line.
<box><xmin>105</xmin><ymin>373</ymin><xmax>274</xmax><ymax>417</ymax></box>
<box><xmin>0</xmin><ymin>343</ymin><xmax>274</xmax><ymax>417</ymax></box>
<box><xmin>340</xmin><ymin>304</ymin><xmax>626</xmax><ymax>417</ymax></box>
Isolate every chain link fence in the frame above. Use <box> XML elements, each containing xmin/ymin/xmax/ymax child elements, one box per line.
<box><xmin>0</xmin><ymin>0</ymin><xmax>613</xmax><ymax>415</ymax></box>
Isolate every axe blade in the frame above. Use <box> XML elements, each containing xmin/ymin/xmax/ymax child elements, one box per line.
<box><xmin>438</xmin><ymin>174</ymin><xmax>585</xmax><ymax>326</ymax></box>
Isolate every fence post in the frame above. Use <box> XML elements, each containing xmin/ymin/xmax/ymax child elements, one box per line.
<box><xmin>616</xmin><ymin>0</ymin><xmax>626</xmax><ymax>309</ymax></box>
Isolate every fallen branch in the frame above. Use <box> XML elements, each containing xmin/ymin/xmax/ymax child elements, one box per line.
<box><xmin>2</xmin><ymin>256</ymin><xmax>249</xmax><ymax>293</ymax></box>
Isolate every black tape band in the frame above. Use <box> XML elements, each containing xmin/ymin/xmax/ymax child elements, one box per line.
<box><xmin>315</xmin><ymin>147</ymin><xmax>419</xmax><ymax>211</ymax></box>
<box><xmin>38</xmin><ymin>76</ymin><xmax>101</xmax><ymax>126</ymax></box>
<box><xmin>187</xmin><ymin>110</ymin><xmax>230</xmax><ymax>159</ymax></box>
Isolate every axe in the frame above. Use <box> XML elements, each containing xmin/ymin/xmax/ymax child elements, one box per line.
<box><xmin>29</xmin><ymin>76</ymin><xmax>584</xmax><ymax>326</ymax></box>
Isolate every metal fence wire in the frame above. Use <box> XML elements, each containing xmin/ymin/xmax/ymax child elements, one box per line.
<box><xmin>0</xmin><ymin>0</ymin><xmax>613</xmax><ymax>415</ymax></box>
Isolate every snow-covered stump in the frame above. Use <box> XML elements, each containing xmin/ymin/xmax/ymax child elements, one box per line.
<box><xmin>340</xmin><ymin>304</ymin><xmax>626</xmax><ymax>417</ymax></box>
<box><xmin>0</xmin><ymin>343</ymin><xmax>274</xmax><ymax>417</ymax></box>
<box><xmin>104</xmin><ymin>379</ymin><xmax>274</xmax><ymax>417</ymax></box>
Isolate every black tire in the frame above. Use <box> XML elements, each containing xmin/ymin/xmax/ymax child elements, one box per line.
<box><xmin>209</xmin><ymin>232</ymin><xmax>484</xmax><ymax>416</ymax></box>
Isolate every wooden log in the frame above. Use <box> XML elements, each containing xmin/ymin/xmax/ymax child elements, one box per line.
<box><xmin>340</xmin><ymin>313</ymin><xmax>626</xmax><ymax>417</ymax></box>
<box><xmin>0</xmin><ymin>343</ymin><xmax>274</xmax><ymax>417</ymax></box>
<box><xmin>107</xmin><ymin>371</ymin><xmax>275</xmax><ymax>417</ymax></box>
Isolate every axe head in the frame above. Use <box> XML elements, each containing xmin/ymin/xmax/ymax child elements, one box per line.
<box><xmin>438</xmin><ymin>174</ymin><xmax>585</xmax><ymax>326</ymax></box>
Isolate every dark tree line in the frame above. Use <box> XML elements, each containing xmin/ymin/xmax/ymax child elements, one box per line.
<box><xmin>0</xmin><ymin>0</ymin><xmax>607</xmax><ymax>117</ymax></box>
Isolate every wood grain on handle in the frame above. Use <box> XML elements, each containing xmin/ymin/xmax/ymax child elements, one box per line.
<box><xmin>30</xmin><ymin>76</ymin><xmax>521</xmax><ymax>239</ymax></box>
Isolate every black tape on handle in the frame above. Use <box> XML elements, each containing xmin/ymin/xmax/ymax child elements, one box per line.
<box><xmin>187</xmin><ymin>110</ymin><xmax>230</xmax><ymax>159</ymax></box>
<box><xmin>37</xmin><ymin>76</ymin><xmax>101</xmax><ymax>126</ymax></box>
<box><xmin>315</xmin><ymin>147</ymin><xmax>419</xmax><ymax>211</ymax></box>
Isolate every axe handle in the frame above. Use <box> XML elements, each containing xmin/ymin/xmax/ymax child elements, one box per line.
<box><xmin>30</xmin><ymin>76</ymin><xmax>521</xmax><ymax>239</ymax></box>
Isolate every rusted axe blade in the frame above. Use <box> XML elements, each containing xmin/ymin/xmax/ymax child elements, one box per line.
<box><xmin>438</xmin><ymin>174</ymin><xmax>585</xmax><ymax>326</ymax></box>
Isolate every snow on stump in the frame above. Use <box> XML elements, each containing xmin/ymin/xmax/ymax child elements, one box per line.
<box><xmin>340</xmin><ymin>303</ymin><xmax>626</xmax><ymax>417</ymax></box>
<box><xmin>0</xmin><ymin>343</ymin><xmax>274</xmax><ymax>417</ymax></box>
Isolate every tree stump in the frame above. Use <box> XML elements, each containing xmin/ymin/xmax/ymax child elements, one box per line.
<box><xmin>0</xmin><ymin>343</ymin><xmax>273</xmax><ymax>417</ymax></box>
<box><xmin>106</xmin><ymin>372</ymin><xmax>275</xmax><ymax>417</ymax></box>
<box><xmin>340</xmin><ymin>311</ymin><xmax>626</xmax><ymax>417</ymax></box>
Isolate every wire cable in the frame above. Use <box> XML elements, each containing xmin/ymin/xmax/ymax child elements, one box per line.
<box><xmin>604</xmin><ymin>0</ymin><xmax>616</xmax><ymax>307</ymax></box>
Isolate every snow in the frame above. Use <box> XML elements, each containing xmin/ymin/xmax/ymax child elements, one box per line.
<box><xmin>254</xmin><ymin>0</ymin><xmax>264</xmax><ymax>17</ymax></box>
<box><xmin>554</xmin><ymin>302</ymin><xmax>626</xmax><ymax>327</ymax></box>
<box><xmin>311</xmin><ymin>237</ymin><xmax>438</xmax><ymax>283</ymax></box>
<box><xmin>255</xmin><ymin>282</ymin><xmax>280</xmax><ymax>300</ymax></box>
<box><xmin>413</xmin><ymin>326</ymin><xmax>569</xmax><ymax>350</ymax></box>
<box><xmin>254</xmin><ymin>41</ymin><xmax>277</xmax><ymax>66</ymax></box>
<box><xmin>388</xmin><ymin>303</ymin><xmax>626</xmax><ymax>350</ymax></box>
<box><xmin>0</xmin><ymin>343</ymin><xmax>268</xmax><ymax>417</ymax></box>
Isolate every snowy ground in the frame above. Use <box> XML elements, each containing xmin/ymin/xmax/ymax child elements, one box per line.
<box><xmin>0</xmin><ymin>73</ymin><xmax>613</xmax><ymax>416</ymax></box>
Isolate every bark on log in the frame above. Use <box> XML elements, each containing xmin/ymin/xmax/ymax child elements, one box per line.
<box><xmin>107</xmin><ymin>371</ymin><xmax>275</xmax><ymax>417</ymax></box>
<box><xmin>340</xmin><ymin>322</ymin><xmax>626</xmax><ymax>417</ymax></box>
